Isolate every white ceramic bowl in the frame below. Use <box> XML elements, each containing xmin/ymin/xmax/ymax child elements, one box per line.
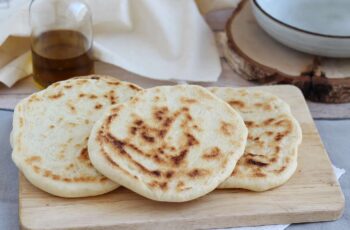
<box><xmin>252</xmin><ymin>0</ymin><xmax>350</xmax><ymax>58</ymax></box>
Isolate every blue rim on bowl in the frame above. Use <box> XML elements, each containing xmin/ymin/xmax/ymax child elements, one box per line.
<box><xmin>252</xmin><ymin>0</ymin><xmax>350</xmax><ymax>39</ymax></box>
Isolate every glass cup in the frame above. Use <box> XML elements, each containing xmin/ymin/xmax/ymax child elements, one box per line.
<box><xmin>30</xmin><ymin>0</ymin><xmax>94</xmax><ymax>88</ymax></box>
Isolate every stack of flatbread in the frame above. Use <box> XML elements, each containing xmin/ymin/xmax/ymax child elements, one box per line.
<box><xmin>11</xmin><ymin>75</ymin><xmax>302</xmax><ymax>202</ymax></box>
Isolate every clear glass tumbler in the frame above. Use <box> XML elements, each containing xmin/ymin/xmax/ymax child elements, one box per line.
<box><xmin>30</xmin><ymin>0</ymin><xmax>94</xmax><ymax>88</ymax></box>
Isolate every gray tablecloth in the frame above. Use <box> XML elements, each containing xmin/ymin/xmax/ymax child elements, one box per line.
<box><xmin>0</xmin><ymin>110</ymin><xmax>348</xmax><ymax>230</ymax></box>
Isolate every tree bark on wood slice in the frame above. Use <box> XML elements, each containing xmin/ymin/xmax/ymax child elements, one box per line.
<box><xmin>224</xmin><ymin>0</ymin><xmax>350</xmax><ymax>103</ymax></box>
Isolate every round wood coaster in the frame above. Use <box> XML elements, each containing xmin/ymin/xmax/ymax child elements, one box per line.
<box><xmin>225</xmin><ymin>0</ymin><xmax>350</xmax><ymax>103</ymax></box>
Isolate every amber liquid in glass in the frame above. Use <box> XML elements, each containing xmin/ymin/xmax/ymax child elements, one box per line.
<box><xmin>31</xmin><ymin>30</ymin><xmax>94</xmax><ymax>88</ymax></box>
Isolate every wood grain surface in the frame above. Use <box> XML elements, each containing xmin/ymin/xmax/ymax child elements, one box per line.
<box><xmin>19</xmin><ymin>85</ymin><xmax>345</xmax><ymax>230</ymax></box>
<box><xmin>225</xmin><ymin>0</ymin><xmax>350</xmax><ymax>103</ymax></box>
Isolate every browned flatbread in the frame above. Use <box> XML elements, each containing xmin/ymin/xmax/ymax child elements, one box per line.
<box><xmin>210</xmin><ymin>87</ymin><xmax>302</xmax><ymax>191</ymax></box>
<box><xmin>88</xmin><ymin>85</ymin><xmax>248</xmax><ymax>202</ymax></box>
<box><xmin>12</xmin><ymin>75</ymin><xmax>142</xmax><ymax>197</ymax></box>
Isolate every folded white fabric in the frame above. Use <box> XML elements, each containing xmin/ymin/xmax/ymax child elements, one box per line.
<box><xmin>0</xmin><ymin>0</ymin><xmax>224</xmax><ymax>87</ymax></box>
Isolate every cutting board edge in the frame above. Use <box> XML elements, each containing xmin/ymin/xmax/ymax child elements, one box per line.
<box><xmin>19</xmin><ymin>201</ymin><xmax>345</xmax><ymax>230</ymax></box>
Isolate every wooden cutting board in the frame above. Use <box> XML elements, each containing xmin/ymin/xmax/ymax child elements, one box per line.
<box><xmin>19</xmin><ymin>85</ymin><xmax>344</xmax><ymax>230</ymax></box>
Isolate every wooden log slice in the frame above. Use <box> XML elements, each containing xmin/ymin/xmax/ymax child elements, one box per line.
<box><xmin>225</xmin><ymin>0</ymin><xmax>350</xmax><ymax>103</ymax></box>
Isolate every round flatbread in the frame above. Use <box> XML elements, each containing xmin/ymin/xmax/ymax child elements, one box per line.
<box><xmin>88</xmin><ymin>85</ymin><xmax>248</xmax><ymax>202</ymax></box>
<box><xmin>12</xmin><ymin>75</ymin><xmax>142</xmax><ymax>197</ymax></box>
<box><xmin>209</xmin><ymin>87</ymin><xmax>302</xmax><ymax>191</ymax></box>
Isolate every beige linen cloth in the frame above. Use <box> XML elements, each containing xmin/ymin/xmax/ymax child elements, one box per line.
<box><xmin>0</xmin><ymin>0</ymin><xmax>240</xmax><ymax>87</ymax></box>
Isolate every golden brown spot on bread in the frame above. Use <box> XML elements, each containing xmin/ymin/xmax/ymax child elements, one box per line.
<box><xmin>44</xmin><ymin>170</ymin><xmax>52</xmax><ymax>177</ymax></box>
<box><xmin>90</xmin><ymin>95</ymin><xmax>98</xmax><ymax>99</ymax></box>
<box><xmin>65</xmin><ymin>164</ymin><xmax>74</xmax><ymax>170</ymax></box>
<box><xmin>19</xmin><ymin>117</ymin><xmax>24</xmax><ymax>128</ymax></box>
<box><xmin>49</xmin><ymin>125</ymin><xmax>55</xmax><ymax>129</ymax></box>
<box><xmin>285</xmin><ymin>157</ymin><xmax>290</xmax><ymax>164</ymax></box>
<box><xmin>176</xmin><ymin>181</ymin><xmax>190</xmax><ymax>192</ymax></box>
<box><xmin>52</xmin><ymin>174</ymin><xmax>60</xmax><ymax>180</ymax></box>
<box><xmin>231</xmin><ymin>168</ymin><xmax>238</xmax><ymax>176</ymax></box>
<box><xmin>264</xmin><ymin>118</ymin><xmax>275</xmax><ymax>126</ymax></box>
<box><xmin>221</xmin><ymin>121</ymin><xmax>235</xmax><ymax>136</ymax></box>
<box><xmin>148</xmin><ymin>181</ymin><xmax>168</xmax><ymax>191</ymax></box>
<box><xmin>153</xmin><ymin>107</ymin><xmax>168</xmax><ymax>121</ymax></box>
<box><xmin>203</xmin><ymin>147</ymin><xmax>221</xmax><ymax>160</ymax></box>
<box><xmin>274</xmin><ymin>166</ymin><xmax>286</xmax><ymax>174</ymax></box>
<box><xmin>270</xmin><ymin>157</ymin><xmax>277</xmax><ymax>163</ymax></box>
<box><xmin>264</xmin><ymin>104</ymin><xmax>272</xmax><ymax>111</ymax></box>
<box><xmin>100</xmin><ymin>177</ymin><xmax>110</xmax><ymax>182</ymax></box>
<box><xmin>79</xmin><ymin>93</ymin><xmax>85</xmax><ymax>98</ymax></box>
<box><xmin>134</xmin><ymin>119</ymin><xmax>143</xmax><ymax>126</ymax></box>
<box><xmin>141</xmin><ymin>132</ymin><xmax>155</xmax><ymax>143</ymax></box>
<box><xmin>57</xmin><ymin>152</ymin><xmax>65</xmax><ymax>160</ymax></box>
<box><xmin>187</xmin><ymin>169</ymin><xmax>210</xmax><ymax>178</ymax></box>
<box><xmin>158</xmin><ymin>130</ymin><xmax>166</xmax><ymax>138</ymax></box>
<box><xmin>275</xmin><ymin>146</ymin><xmax>280</xmax><ymax>153</ymax></box>
<box><xmin>64</xmin><ymin>85</ymin><xmax>72</xmax><ymax>89</ymax></box>
<box><xmin>246</xmin><ymin>158</ymin><xmax>269</xmax><ymax>167</ymax></box>
<box><xmin>275</xmin><ymin>132</ymin><xmax>286</xmax><ymax>141</ymax></box>
<box><xmin>266</xmin><ymin>131</ymin><xmax>273</xmax><ymax>136</ymax></box>
<box><xmin>152</xmin><ymin>170</ymin><xmax>161</xmax><ymax>177</ymax></box>
<box><xmin>181</xmin><ymin>107</ymin><xmax>190</xmax><ymax>112</ymax></box>
<box><xmin>72</xmin><ymin>176</ymin><xmax>96</xmax><ymax>182</ymax></box>
<box><xmin>255</xmin><ymin>172</ymin><xmax>266</xmax><ymax>177</ymax></box>
<box><xmin>177</xmin><ymin>181</ymin><xmax>184</xmax><ymax>188</ymax></box>
<box><xmin>33</xmin><ymin>166</ymin><xmax>40</xmax><ymax>174</ymax></box>
<box><xmin>63</xmin><ymin>178</ymin><xmax>72</xmax><ymax>182</ymax></box>
<box><xmin>107</xmin><ymin>90</ymin><xmax>117</xmax><ymax>104</ymax></box>
<box><xmin>67</xmin><ymin>102</ymin><xmax>76</xmax><ymax>113</ymax></box>
<box><xmin>102</xmin><ymin>150</ymin><xmax>136</xmax><ymax>179</ymax></box>
<box><xmin>245</xmin><ymin>121</ymin><xmax>255</xmax><ymax>127</ymax></box>
<box><xmin>48</xmin><ymin>91</ymin><xmax>64</xmax><ymax>99</ymax></box>
<box><xmin>129</xmin><ymin>84</ymin><xmax>140</xmax><ymax>91</ymax></box>
<box><xmin>130</xmin><ymin>127</ymin><xmax>137</xmax><ymax>135</ymax></box>
<box><xmin>25</xmin><ymin>156</ymin><xmax>41</xmax><ymax>164</ymax></box>
<box><xmin>171</xmin><ymin>150</ymin><xmax>187</xmax><ymax>166</ymax></box>
<box><xmin>159</xmin><ymin>182</ymin><xmax>168</xmax><ymax>190</ymax></box>
<box><xmin>28</xmin><ymin>95</ymin><xmax>41</xmax><ymax>103</ymax></box>
<box><xmin>102</xmin><ymin>133</ymin><xmax>165</xmax><ymax>177</ymax></box>
<box><xmin>78</xmin><ymin>148</ymin><xmax>89</xmax><ymax>161</ymax></box>
<box><xmin>68</xmin><ymin>122</ymin><xmax>77</xmax><ymax>127</ymax></box>
<box><xmin>166</xmin><ymin>171</ymin><xmax>174</xmax><ymax>178</ymax></box>
<box><xmin>153</xmin><ymin>154</ymin><xmax>165</xmax><ymax>163</ymax></box>
<box><xmin>107</xmin><ymin>81</ymin><xmax>120</xmax><ymax>86</ymax></box>
<box><xmin>186</xmin><ymin>133</ymin><xmax>199</xmax><ymax>146</ymax></box>
<box><xmin>180</xmin><ymin>97</ymin><xmax>197</xmax><ymax>104</ymax></box>
<box><xmin>106</xmin><ymin>114</ymin><xmax>117</xmax><ymax>127</ymax></box>
<box><xmin>90</xmin><ymin>76</ymin><xmax>100</xmax><ymax>80</ymax></box>
<box><xmin>275</xmin><ymin>119</ymin><xmax>290</xmax><ymax>126</ymax></box>
<box><xmin>229</xmin><ymin>100</ymin><xmax>245</xmax><ymax>108</ymax></box>
<box><xmin>111</xmin><ymin>106</ymin><xmax>121</xmax><ymax>113</ymax></box>
<box><xmin>77</xmin><ymin>79</ymin><xmax>88</xmax><ymax>85</ymax></box>
<box><xmin>95</xmin><ymin>104</ymin><xmax>103</xmax><ymax>110</ymax></box>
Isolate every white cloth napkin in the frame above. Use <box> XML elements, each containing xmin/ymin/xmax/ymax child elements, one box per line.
<box><xmin>0</xmin><ymin>0</ymin><xmax>224</xmax><ymax>87</ymax></box>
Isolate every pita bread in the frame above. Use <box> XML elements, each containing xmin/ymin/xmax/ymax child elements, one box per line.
<box><xmin>88</xmin><ymin>85</ymin><xmax>248</xmax><ymax>202</ymax></box>
<box><xmin>210</xmin><ymin>87</ymin><xmax>302</xmax><ymax>191</ymax></box>
<box><xmin>12</xmin><ymin>75</ymin><xmax>142</xmax><ymax>197</ymax></box>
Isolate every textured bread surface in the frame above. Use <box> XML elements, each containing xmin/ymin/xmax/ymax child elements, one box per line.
<box><xmin>88</xmin><ymin>85</ymin><xmax>248</xmax><ymax>202</ymax></box>
<box><xmin>210</xmin><ymin>87</ymin><xmax>302</xmax><ymax>191</ymax></box>
<box><xmin>12</xmin><ymin>75</ymin><xmax>142</xmax><ymax>197</ymax></box>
